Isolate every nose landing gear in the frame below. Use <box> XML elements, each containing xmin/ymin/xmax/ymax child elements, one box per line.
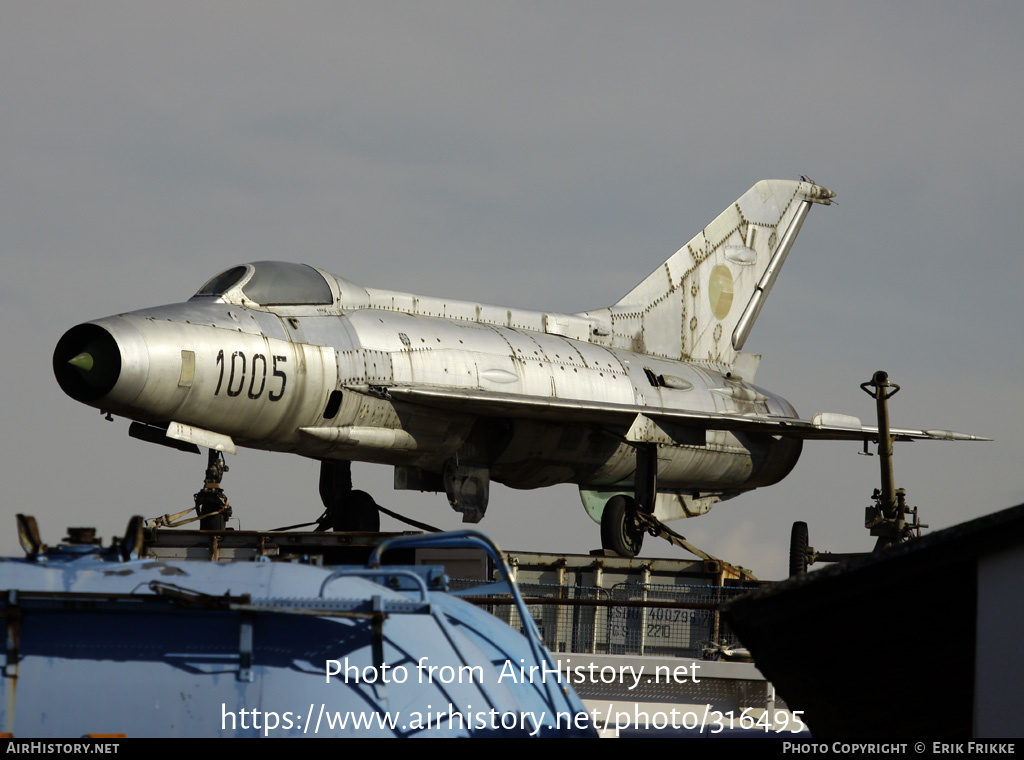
<box><xmin>195</xmin><ymin>450</ymin><xmax>232</xmax><ymax>531</ymax></box>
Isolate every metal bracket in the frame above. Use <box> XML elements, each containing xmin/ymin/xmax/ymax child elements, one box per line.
<box><xmin>3</xmin><ymin>590</ymin><xmax>19</xmax><ymax>679</ymax></box>
<box><xmin>370</xmin><ymin>596</ymin><xmax>387</xmax><ymax>701</ymax></box>
<box><xmin>238</xmin><ymin>612</ymin><xmax>254</xmax><ymax>682</ymax></box>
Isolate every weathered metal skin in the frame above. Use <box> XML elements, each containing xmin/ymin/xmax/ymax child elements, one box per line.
<box><xmin>52</xmin><ymin>180</ymin><xmax>835</xmax><ymax>528</ymax></box>
<box><xmin>55</xmin><ymin>180</ymin><xmax>988</xmax><ymax>550</ymax></box>
<box><xmin>55</xmin><ymin>296</ymin><xmax>802</xmax><ymax>483</ymax></box>
<box><xmin>56</xmin><ymin>180</ymin><xmax>983</xmax><ymax>540</ymax></box>
<box><xmin>57</xmin><ymin>180</ymin><xmax>867</xmax><ymax>534</ymax></box>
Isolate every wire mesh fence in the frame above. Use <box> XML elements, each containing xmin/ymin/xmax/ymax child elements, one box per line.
<box><xmin>452</xmin><ymin>579</ymin><xmax>757</xmax><ymax>659</ymax></box>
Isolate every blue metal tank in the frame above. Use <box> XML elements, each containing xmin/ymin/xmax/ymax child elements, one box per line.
<box><xmin>0</xmin><ymin>522</ymin><xmax>595</xmax><ymax>738</ymax></box>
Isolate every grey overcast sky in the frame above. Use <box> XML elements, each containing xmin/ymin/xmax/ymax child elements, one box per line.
<box><xmin>3</xmin><ymin>2</ymin><xmax>1021</xmax><ymax>579</ymax></box>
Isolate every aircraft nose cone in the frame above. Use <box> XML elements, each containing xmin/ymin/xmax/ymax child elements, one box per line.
<box><xmin>54</xmin><ymin>319</ymin><xmax>150</xmax><ymax>408</ymax></box>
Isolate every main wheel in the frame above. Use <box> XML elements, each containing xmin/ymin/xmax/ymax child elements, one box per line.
<box><xmin>789</xmin><ymin>521</ymin><xmax>809</xmax><ymax>576</ymax></box>
<box><xmin>601</xmin><ymin>495</ymin><xmax>644</xmax><ymax>557</ymax></box>
<box><xmin>331</xmin><ymin>489</ymin><xmax>381</xmax><ymax>532</ymax></box>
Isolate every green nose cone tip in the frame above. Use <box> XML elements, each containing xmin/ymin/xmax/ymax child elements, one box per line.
<box><xmin>68</xmin><ymin>352</ymin><xmax>94</xmax><ymax>372</ymax></box>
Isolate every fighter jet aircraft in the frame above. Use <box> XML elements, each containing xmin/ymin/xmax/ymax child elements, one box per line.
<box><xmin>53</xmin><ymin>179</ymin><xmax>983</xmax><ymax>556</ymax></box>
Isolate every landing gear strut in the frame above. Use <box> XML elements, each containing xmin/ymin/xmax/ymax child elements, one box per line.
<box><xmin>600</xmin><ymin>442</ymin><xmax>659</xmax><ymax>557</ymax></box>
<box><xmin>316</xmin><ymin>460</ymin><xmax>381</xmax><ymax>532</ymax></box>
<box><xmin>195</xmin><ymin>450</ymin><xmax>231</xmax><ymax>531</ymax></box>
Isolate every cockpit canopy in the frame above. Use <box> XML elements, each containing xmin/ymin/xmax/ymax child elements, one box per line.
<box><xmin>194</xmin><ymin>261</ymin><xmax>333</xmax><ymax>306</ymax></box>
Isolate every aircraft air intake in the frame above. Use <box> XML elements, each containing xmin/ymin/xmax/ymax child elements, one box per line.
<box><xmin>53</xmin><ymin>320</ymin><xmax>149</xmax><ymax>407</ymax></box>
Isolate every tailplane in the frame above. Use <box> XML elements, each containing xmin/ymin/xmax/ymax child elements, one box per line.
<box><xmin>580</xmin><ymin>179</ymin><xmax>834</xmax><ymax>366</ymax></box>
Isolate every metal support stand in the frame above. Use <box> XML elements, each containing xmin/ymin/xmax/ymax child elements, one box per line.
<box><xmin>789</xmin><ymin>370</ymin><xmax>927</xmax><ymax>575</ymax></box>
<box><xmin>860</xmin><ymin>371</ymin><xmax>926</xmax><ymax>549</ymax></box>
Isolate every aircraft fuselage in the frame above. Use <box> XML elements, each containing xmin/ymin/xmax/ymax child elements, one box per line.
<box><xmin>56</xmin><ymin>181</ymin><xmax>855</xmax><ymax>542</ymax></box>
<box><xmin>55</xmin><ymin>285</ymin><xmax>802</xmax><ymax>521</ymax></box>
<box><xmin>54</xmin><ymin>183</ymin><xmax>984</xmax><ymax>554</ymax></box>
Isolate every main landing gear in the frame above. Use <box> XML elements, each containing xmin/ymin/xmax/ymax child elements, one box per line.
<box><xmin>600</xmin><ymin>494</ymin><xmax>646</xmax><ymax>557</ymax></box>
<box><xmin>600</xmin><ymin>442</ymin><xmax>660</xmax><ymax>558</ymax></box>
<box><xmin>597</xmin><ymin>489</ymin><xmax>755</xmax><ymax>579</ymax></box>
<box><xmin>316</xmin><ymin>460</ymin><xmax>381</xmax><ymax>532</ymax></box>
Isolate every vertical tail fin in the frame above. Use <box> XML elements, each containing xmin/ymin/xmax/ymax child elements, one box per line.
<box><xmin>581</xmin><ymin>179</ymin><xmax>834</xmax><ymax>366</ymax></box>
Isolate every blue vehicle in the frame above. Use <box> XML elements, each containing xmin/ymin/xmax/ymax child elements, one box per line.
<box><xmin>0</xmin><ymin>518</ymin><xmax>595</xmax><ymax>738</ymax></box>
